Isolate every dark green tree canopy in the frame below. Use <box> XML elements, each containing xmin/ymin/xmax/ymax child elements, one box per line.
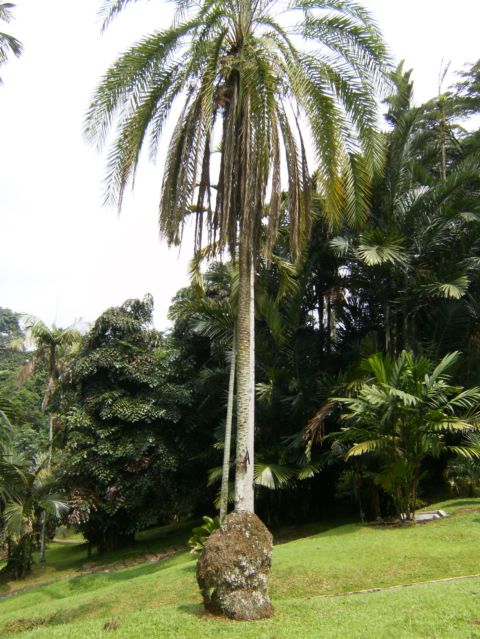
<box><xmin>58</xmin><ymin>295</ymin><xmax>193</xmax><ymax>551</ymax></box>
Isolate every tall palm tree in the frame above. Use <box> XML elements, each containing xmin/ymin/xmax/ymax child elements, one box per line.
<box><xmin>0</xmin><ymin>2</ymin><xmax>22</xmax><ymax>82</ymax></box>
<box><xmin>86</xmin><ymin>0</ymin><xmax>389</xmax><ymax>514</ymax></box>
<box><xmin>16</xmin><ymin>318</ymin><xmax>80</xmax><ymax>562</ymax></box>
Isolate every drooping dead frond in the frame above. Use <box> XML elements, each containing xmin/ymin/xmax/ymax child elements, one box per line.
<box><xmin>305</xmin><ymin>401</ymin><xmax>334</xmax><ymax>444</ymax></box>
<box><xmin>16</xmin><ymin>358</ymin><xmax>35</xmax><ymax>386</ymax></box>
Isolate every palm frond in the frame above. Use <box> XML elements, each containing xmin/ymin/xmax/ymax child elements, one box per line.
<box><xmin>254</xmin><ymin>462</ymin><xmax>296</xmax><ymax>489</ymax></box>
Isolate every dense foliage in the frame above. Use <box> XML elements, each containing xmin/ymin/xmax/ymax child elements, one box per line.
<box><xmin>56</xmin><ymin>296</ymin><xmax>199</xmax><ymax>552</ymax></box>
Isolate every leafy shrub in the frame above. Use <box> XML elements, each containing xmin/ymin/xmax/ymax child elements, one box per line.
<box><xmin>188</xmin><ymin>516</ymin><xmax>220</xmax><ymax>554</ymax></box>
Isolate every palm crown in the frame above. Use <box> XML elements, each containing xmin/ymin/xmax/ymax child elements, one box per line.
<box><xmin>87</xmin><ymin>0</ymin><xmax>390</xmax><ymax>259</ymax></box>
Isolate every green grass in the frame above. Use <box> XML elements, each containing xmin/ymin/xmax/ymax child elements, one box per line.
<box><xmin>0</xmin><ymin>519</ymin><xmax>197</xmax><ymax>596</ymax></box>
<box><xmin>2</xmin><ymin>499</ymin><xmax>480</xmax><ymax>638</ymax></box>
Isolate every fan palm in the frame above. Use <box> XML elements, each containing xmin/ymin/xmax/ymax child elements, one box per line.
<box><xmin>87</xmin><ymin>0</ymin><xmax>389</xmax><ymax>513</ymax></box>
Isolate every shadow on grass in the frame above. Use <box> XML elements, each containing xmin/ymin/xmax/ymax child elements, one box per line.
<box><xmin>65</xmin><ymin>553</ymin><xmax>193</xmax><ymax>594</ymax></box>
<box><xmin>177</xmin><ymin>604</ymin><xmax>204</xmax><ymax>618</ymax></box>
<box><xmin>0</xmin><ymin>551</ymin><xmax>194</xmax><ymax>605</ymax></box>
<box><xmin>316</xmin><ymin>523</ymin><xmax>362</xmax><ymax>537</ymax></box>
<box><xmin>1</xmin><ymin>600</ymin><xmax>114</xmax><ymax>636</ymax></box>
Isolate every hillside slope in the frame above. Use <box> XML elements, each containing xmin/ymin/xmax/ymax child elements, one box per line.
<box><xmin>2</xmin><ymin>499</ymin><xmax>480</xmax><ymax>638</ymax></box>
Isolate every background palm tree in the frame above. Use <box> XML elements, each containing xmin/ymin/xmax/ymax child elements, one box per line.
<box><xmin>87</xmin><ymin>0</ymin><xmax>390</xmax><ymax>517</ymax></box>
<box><xmin>14</xmin><ymin>318</ymin><xmax>80</xmax><ymax>562</ymax></box>
<box><xmin>330</xmin><ymin>350</ymin><xmax>480</xmax><ymax>519</ymax></box>
<box><xmin>1</xmin><ymin>452</ymin><xmax>66</xmax><ymax>579</ymax></box>
<box><xmin>17</xmin><ymin>318</ymin><xmax>80</xmax><ymax>457</ymax></box>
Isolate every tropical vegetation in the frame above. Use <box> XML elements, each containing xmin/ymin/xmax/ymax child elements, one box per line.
<box><xmin>2</xmin><ymin>0</ymin><xmax>480</xmax><ymax>633</ymax></box>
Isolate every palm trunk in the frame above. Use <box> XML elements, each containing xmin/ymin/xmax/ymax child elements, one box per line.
<box><xmin>234</xmin><ymin>240</ymin><xmax>255</xmax><ymax>513</ymax></box>
<box><xmin>439</xmin><ymin>98</ymin><xmax>447</xmax><ymax>184</ymax></box>
<box><xmin>219</xmin><ymin>327</ymin><xmax>237</xmax><ymax>521</ymax></box>
<box><xmin>385</xmin><ymin>302</ymin><xmax>392</xmax><ymax>357</ymax></box>
<box><xmin>48</xmin><ymin>413</ymin><xmax>53</xmax><ymax>463</ymax></box>
<box><xmin>39</xmin><ymin>510</ymin><xmax>47</xmax><ymax>563</ymax></box>
<box><xmin>326</xmin><ymin>295</ymin><xmax>332</xmax><ymax>354</ymax></box>
<box><xmin>38</xmin><ymin>413</ymin><xmax>54</xmax><ymax>564</ymax></box>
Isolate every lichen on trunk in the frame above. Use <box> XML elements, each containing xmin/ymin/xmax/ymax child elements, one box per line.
<box><xmin>196</xmin><ymin>511</ymin><xmax>273</xmax><ymax>620</ymax></box>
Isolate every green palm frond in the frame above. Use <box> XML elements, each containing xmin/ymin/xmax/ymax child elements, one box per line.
<box><xmin>357</xmin><ymin>231</ymin><xmax>408</xmax><ymax>266</ymax></box>
<box><xmin>41</xmin><ymin>497</ymin><xmax>68</xmax><ymax>518</ymax></box>
<box><xmin>0</xmin><ymin>2</ymin><xmax>22</xmax><ymax>74</ymax></box>
<box><xmin>425</xmin><ymin>275</ymin><xmax>470</xmax><ymax>300</ymax></box>
<box><xmin>449</xmin><ymin>446</ymin><xmax>480</xmax><ymax>460</ymax></box>
<box><xmin>207</xmin><ymin>465</ymin><xmax>222</xmax><ymax>486</ymax></box>
<box><xmin>445</xmin><ymin>386</ymin><xmax>480</xmax><ymax>411</ymax></box>
<box><xmin>296</xmin><ymin>461</ymin><xmax>323</xmax><ymax>480</ymax></box>
<box><xmin>2</xmin><ymin>500</ymin><xmax>25</xmax><ymax>540</ymax></box>
<box><xmin>429</xmin><ymin>351</ymin><xmax>461</xmax><ymax>383</ymax></box>
<box><xmin>330</xmin><ymin>235</ymin><xmax>351</xmax><ymax>256</ymax></box>
<box><xmin>98</xmin><ymin>0</ymin><xmax>146</xmax><ymax>32</ymax></box>
<box><xmin>345</xmin><ymin>438</ymin><xmax>387</xmax><ymax>458</ymax></box>
<box><xmin>459</xmin><ymin>212</ymin><xmax>480</xmax><ymax>223</ymax></box>
<box><xmin>254</xmin><ymin>462</ymin><xmax>296</xmax><ymax>489</ymax></box>
<box><xmin>0</xmin><ymin>457</ymin><xmax>25</xmax><ymax>501</ymax></box>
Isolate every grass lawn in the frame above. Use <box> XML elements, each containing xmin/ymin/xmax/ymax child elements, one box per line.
<box><xmin>2</xmin><ymin>498</ymin><xmax>480</xmax><ymax>638</ymax></box>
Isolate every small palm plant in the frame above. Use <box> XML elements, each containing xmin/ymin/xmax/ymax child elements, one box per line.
<box><xmin>331</xmin><ymin>351</ymin><xmax>480</xmax><ymax>519</ymax></box>
<box><xmin>1</xmin><ymin>454</ymin><xmax>66</xmax><ymax>579</ymax></box>
<box><xmin>446</xmin><ymin>432</ymin><xmax>480</xmax><ymax>497</ymax></box>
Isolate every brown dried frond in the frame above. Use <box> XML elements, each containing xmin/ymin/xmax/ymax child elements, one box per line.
<box><xmin>305</xmin><ymin>402</ymin><xmax>334</xmax><ymax>445</ymax></box>
<box><xmin>16</xmin><ymin>358</ymin><xmax>35</xmax><ymax>386</ymax></box>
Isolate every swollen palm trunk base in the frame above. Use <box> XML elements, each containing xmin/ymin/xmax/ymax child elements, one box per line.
<box><xmin>196</xmin><ymin>511</ymin><xmax>273</xmax><ymax>620</ymax></box>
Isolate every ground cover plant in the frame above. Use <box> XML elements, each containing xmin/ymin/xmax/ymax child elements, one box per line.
<box><xmin>2</xmin><ymin>499</ymin><xmax>480</xmax><ymax>638</ymax></box>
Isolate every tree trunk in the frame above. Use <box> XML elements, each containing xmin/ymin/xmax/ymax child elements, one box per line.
<box><xmin>385</xmin><ymin>302</ymin><xmax>392</xmax><ymax>357</ymax></box>
<box><xmin>4</xmin><ymin>534</ymin><xmax>34</xmax><ymax>580</ymax></box>
<box><xmin>234</xmin><ymin>240</ymin><xmax>255</xmax><ymax>513</ymax></box>
<box><xmin>39</xmin><ymin>510</ymin><xmax>47</xmax><ymax>563</ymax></box>
<box><xmin>38</xmin><ymin>413</ymin><xmax>54</xmax><ymax>564</ymax></box>
<box><xmin>326</xmin><ymin>295</ymin><xmax>332</xmax><ymax>354</ymax></box>
<box><xmin>219</xmin><ymin>328</ymin><xmax>236</xmax><ymax>522</ymax></box>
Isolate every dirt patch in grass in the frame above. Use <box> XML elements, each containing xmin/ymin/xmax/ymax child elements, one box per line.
<box><xmin>452</xmin><ymin>507</ymin><xmax>480</xmax><ymax>515</ymax></box>
<box><xmin>103</xmin><ymin>619</ymin><xmax>121</xmax><ymax>631</ymax></box>
<box><xmin>2</xmin><ymin>612</ymin><xmax>64</xmax><ymax>635</ymax></box>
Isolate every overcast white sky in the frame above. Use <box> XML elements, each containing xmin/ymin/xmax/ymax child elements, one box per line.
<box><xmin>1</xmin><ymin>0</ymin><xmax>479</xmax><ymax>330</ymax></box>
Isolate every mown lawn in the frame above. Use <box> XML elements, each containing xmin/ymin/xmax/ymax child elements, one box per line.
<box><xmin>2</xmin><ymin>499</ymin><xmax>480</xmax><ymax>638</ymax></box>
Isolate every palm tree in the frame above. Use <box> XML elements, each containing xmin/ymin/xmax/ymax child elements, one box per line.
<box><xmin>18</xmin><ymin>318</ymin><xmax>81</xmax><ymax>455</ymax></box>
<box><xmin>331</xmin><ymin>64</ymin><xmax>480</xmax><ymax>356</ymax></box>
<box><xmin>1</xmin><ymin>452</ymin><xmax>66</xmax><ymax>579</ymax></box>
<box><xmin>0</xmin><ymin>2</ymin><xmax>22</xmax><ymax>82</ymax></box>
<box><xmin>331</xmin><ymin>350</ymin><xmax>480</xmax><ymax>519</ymax></box>
<box><xmin>16</xmin><ymin>318</ymin><xmax>80</xmax><ymax>562</ymax></box>
<box><xmin>87</xmin><ymin>0</ymin><xmax>389</xmax><ymax>519</ymax></box>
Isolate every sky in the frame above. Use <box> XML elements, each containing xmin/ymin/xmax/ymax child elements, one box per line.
<box><xmin>1</xmin><ymin>0</ymin><xmax>479</xmax><ymax>330</ymax></box>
